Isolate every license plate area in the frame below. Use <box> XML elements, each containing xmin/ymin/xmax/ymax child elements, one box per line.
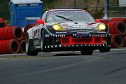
<box><xmin>77</xmin><ymin>33</ymin><xmax>89</xmax><ymax>38</ymax></box>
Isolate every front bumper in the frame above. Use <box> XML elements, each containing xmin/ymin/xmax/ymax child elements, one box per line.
<box><xmin>43</xmin><ymin>44</ymin><xmax>111</xmax><ymax>52</ymax></box>
<box><xmin>43</xmin><ymin>32</ymin><xmax>111</xmax><ymax>52</ymax></box>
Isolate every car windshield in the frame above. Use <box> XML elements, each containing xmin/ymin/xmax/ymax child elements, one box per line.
<box><xmin>46</xmin><ymin>10</ymin><xmax>96</xmax><ymax>23</ymax></box>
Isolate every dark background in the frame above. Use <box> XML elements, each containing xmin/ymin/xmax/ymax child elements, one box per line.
<box><xmin>0</xmin><ymin>0</ymin><xmax>58</xmax><ymax>19</ymax></box>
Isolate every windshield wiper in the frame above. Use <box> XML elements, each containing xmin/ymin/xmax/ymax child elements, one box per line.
<box><xmin>55</xmin><ymin>15</ymin><xmax>73</xmax><ymax>22</ymax></box>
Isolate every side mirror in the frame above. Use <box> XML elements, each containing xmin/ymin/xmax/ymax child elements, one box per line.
<box><xmin>36</xmin><ymin>19</ymin><xmax>45</xmax><ymax>25</ymax></box>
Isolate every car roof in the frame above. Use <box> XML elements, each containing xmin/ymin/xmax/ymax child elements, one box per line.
<box><xmin>47</xmin><ymin>9</ymin><xmax>86</xmax><ymax>12</ymax></box>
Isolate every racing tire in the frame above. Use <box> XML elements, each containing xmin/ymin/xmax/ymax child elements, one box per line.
<box><xmin>99</xmin><ymin>47</ymin><xmax>110</xmax><ymax>53</ymax></box>
<box><xmin>26</xmin><ymin>34</ymin><xmax>38</xmax><ymax>56</ymax></box>
<box><xmin>41</xmin><ymin>29</ymin><xmax>45</xmax><ymax>51</ymax></box>
<box><xmin>81</xmin><ymin>50</ymin><xmax>93</xmax><ymax>55</ymax></box>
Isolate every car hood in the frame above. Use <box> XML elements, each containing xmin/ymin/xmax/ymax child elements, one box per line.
<box><xmin>45</xmin><ymin>22</ymin><xmax>96</xmax><ymax>30</ymax></box>
<box><xmin>45</xmin><ymin>22</ymin><xmax>98</xmax><ymax>34</ymax></box>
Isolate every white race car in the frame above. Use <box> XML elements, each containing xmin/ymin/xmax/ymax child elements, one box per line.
<box><xmin>26</xmin><ymin>9</ymin><xmax>111</xmax><ymax>56</ymax></box>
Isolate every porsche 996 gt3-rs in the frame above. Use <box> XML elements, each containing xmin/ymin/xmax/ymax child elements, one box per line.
<box><xmin>26</xmin><ymin>9</ymin><xmax>111</xmax><ymax>56</ymax></box>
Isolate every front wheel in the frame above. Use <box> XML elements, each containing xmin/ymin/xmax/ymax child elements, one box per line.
<box><xmin>41</xmin><ymin>29</ymin><xmax>45</xmax><ymax>51</ymax></box>
<box><xmin>81</xmin><ymin>50</ymin><xmax>93</xmax><ymax>55</ymax></box>
<box><xmin>26</xmin><ymin>34</ymin><xmax>38</xmax><ymax>56</ymax></box>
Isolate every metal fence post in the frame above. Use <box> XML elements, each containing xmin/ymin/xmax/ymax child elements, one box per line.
<box><xmin>74</xmin><ymin>0</ymin><xmax>76</xmax><ymax>8</ymax></box>
<box><xmin>104</xmin><ymin>0</ymin><xmax>109</xmax><ymax>19</ymax></box>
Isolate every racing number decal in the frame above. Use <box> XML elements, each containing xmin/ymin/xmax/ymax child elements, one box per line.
<box><xmin>33</xmin><ymin>29</ymin><xmax>41</xmax><ymax>39</ymax></box>
<box><xmin>33</xmin><ymin>29</ymin><xmax>41</xmax><ymax>46</ymax></box>
<box><xmin>33</xmin><ymin>40</ymin><xmax>40</xmax><ymax>46</ymax></box>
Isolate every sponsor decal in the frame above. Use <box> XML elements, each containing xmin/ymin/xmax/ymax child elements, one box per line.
<box><xmin>61</xmin><ymin>24</ymin><xmax>72</xmax><ymax>29</ymax></box>
<box><xmin>33</xmin><ymin>29</ymin><xmax>41</xmax><ymax>39</ymax></box>
<box><xmin>62</xmin><ymin>24</ymin><xmax>68</xmax><ymax>27</ymax></box>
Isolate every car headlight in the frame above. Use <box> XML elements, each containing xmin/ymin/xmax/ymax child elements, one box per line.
<box><xmin>53</xmin><ymin>24</ymin><xmax>62</xmax><ymax>30</ymax></box>
<box><xmin>53</xmin><ymin>24</ymin><xmax>67</xmax><ymax>31</ymax></box>
<box><xmin>96</xmin><ymin>23</ymin><xmax>106</xmax><ymax>31</ymax></box>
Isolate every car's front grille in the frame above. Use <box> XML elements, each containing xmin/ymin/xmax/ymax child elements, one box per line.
<box><xmin>61</xmin><ymin>36</ymin><xmax>102</xmax><ymax>45</ymax></box>
<box><xmin>61</xmin><ymin>38</ymin><xmax>69</xmax><ymax>44</ymax></box>
<box><xmin>72</xmin><ymin>38</ymin><xmax>92</xmax><ymax>44</ymax></box>
<box><xmin>71</xmin><ymin>29</ymin><xmax>93</xmax><ymax>33</ymax></box>
<box><xmin>94</xmin><ymin>37</ymin><xmax>102</xmax><ymax>43</ymax></box>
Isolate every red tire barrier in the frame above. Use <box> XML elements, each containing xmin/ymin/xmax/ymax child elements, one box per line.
<box><xmin>0</xmin><ymin>26</ymin><xmax>23</xmax><ymax>41</ymax></box>
<box><xmin>108</xmin><ymin>18</ymin><xmax>117</xmax><ymax>23</ymax></box>
<box><xmin>111</xmin><ymin>34</ymin><xmax>124</xmax><ymax>48</ymax></box>
<box><xmin>108</xmin><ymin>21</ymin><xmax>126</xmax><ymax>35</ymax></box>
<box><xmin>114</xmin><ymin>21</ymin><xmax>126</xmax><ymax>35</ymax></box>
<box><xmin>107</xmin><ymin>21</ymin><xmax>117</xmax><ymax>34</ymax></box>
<box><xmin>24</xmin><ymin>23</ymin><xmax>37</xmax><ymax>39</ymax></box>
<box><xmin>0</xmin><ymin>39</ymin><xmax>19</xmax><ymax>54</ymax></box>
<box><xmin>108</xmin><ymin>18</ymin><xmax>126</xmax><ymax>23</ymax></box>
<box><xmin>108</xmin><ymin>18</ymin><xmax>123</xmax><ymax>23</ymax></box>
<box><xmin>120</xmin><ymin>18</ymin><xmax>126</xmax><ymax>24</ymax></box>
<box><xmin>19</xmin><ymin>40</ymin><xmax>26</xmax><ymax>53</ymax></box>
<box><xmin>24</xmin><ymin>23</ymin><xmax>37</xmax><ymax>34</ymax></box>
<box><xmin>107</xmin><ymin>22</ymin><xmax>112</xmax><ymax>33</ymax></box>
<box><xmin>108</xmin><ymin>18</ymin><xmax>126</xmax><ymax>35</ymax></box>
<box><xmin>123</xmin><ymin>36</ymin><xmax>126</xmax><ymax>47</ymax></box>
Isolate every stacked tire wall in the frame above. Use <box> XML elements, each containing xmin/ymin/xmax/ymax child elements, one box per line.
<box><xmin>100</xmin><ymin>18</ymin><xmax>126</xmax><ymax>48</ymax></box>
<box><xmin>0</xmin><ymin>26</ymin><xmax>25</xmax><ymax>54</ymax></box>
<box><xmin>1</xmin><ymin>17</ymin><xmax>126</xmax><ymax>54</ymax></box>
<box><xmin>0</xmin><ymin>22</ymin><xmax>37</xmax><ymax>55</ymax></box>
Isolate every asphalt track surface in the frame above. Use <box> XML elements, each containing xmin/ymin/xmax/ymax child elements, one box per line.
<box><xmin>0</xmin><ymin>49</ymin><xmax>126</xmax><ymax>84</ymax></box>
